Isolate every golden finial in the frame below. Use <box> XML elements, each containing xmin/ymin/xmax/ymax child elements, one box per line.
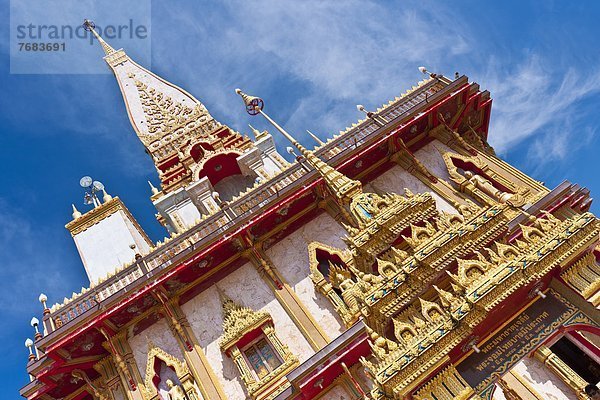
<box><xmin>306</xmin><ymin>130</ymin><xmax>324</xmax><ymax>145</ymax></box>
<box><xmin>235</xmin><ymin>88</ymin><xmax>363</xmax><ymax>205</ymax></box>
<box><xmin>83</xmin><ymin>19</ymin><xmax>116</xmax><ymax>56</ymax></box>
<box><xmin>216</xmin><ymin>286</ymin><xmax>240</xmax><ymax>319</ymax></box>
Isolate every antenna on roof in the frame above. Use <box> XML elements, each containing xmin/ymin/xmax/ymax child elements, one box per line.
<box><xmin>80</xmin><ymin>176</ymin><xmax>104</xmax><ymax>208</ymax></box>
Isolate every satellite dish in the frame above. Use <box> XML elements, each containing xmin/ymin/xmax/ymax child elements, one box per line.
<box><xmin>80</xmin><ymin>176</ymin><xmax>92</xmax><ymax>188</ymax></box>
<box><xmin>93</xmin><ymin>181</ymin><xmax>104</xmax><ymax>191</ymax></box>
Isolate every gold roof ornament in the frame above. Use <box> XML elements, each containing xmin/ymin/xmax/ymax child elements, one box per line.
<box><xmin>248</xmin><ymin>124</ymin><xmax>267</xmax><ymax>140</ymax></box>
<box><xmin>83</xmin><ymin>20</ymin><xmax>116</xmax><ymax>56</ymax></box>
<box><xmin>235</xmin><ymin>88</ymin><xmax>362</xmax><ymax>205</ymax></box>
<box><xmin>217</xmin><ymin>287</ymin><xmax>272</xmax><ymax>352</ymax></box>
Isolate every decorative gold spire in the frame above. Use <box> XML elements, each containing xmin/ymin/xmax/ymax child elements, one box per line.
<box><xmin>217</xmin><ymin>287</ymin><xmax>240</xmax><ymax>321</ymax></box>
<box><xmin>236</xmin><ymin>88</ymin><xmax>362</xmax><ymax>205</ymax></box>
<box><xmin>83</xmin><ymin>20</ymin><xmax>116</xmax><ymax>56</ymax></box>
<box><xmin>306</xmin><ymin>130</ymin><xmax>324</xmax><ymax>145</ymax></box>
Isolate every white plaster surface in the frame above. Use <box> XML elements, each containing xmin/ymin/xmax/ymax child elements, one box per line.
<box><xmin>266</xmin><ymin>213</ymin><xmax>347</xmax><ymax>338</ymax></box>
<box><xmin>154</xmin><ymin>189</ymin><xmax>202</xmax><ymax>232</ymax></box>
<box><xmin>74</xmin><ymin>209</ymin><xmax>150</xmax><ymax>285</ymax></box>
<box><xmin>174</xmin><ymin>199</ymin><xmax>203</xmax><ymax>228</ymax></box>
<box><xmin>262</xmin><ymin>156</ymin><xmax>281</xmax><ymax>177</ymax></box>
<box><xmin>512</xmin><ymin>357</ymin><xmax>577</xmax><ymax>400</ymax></box>
<box><xmin>318</xmin><ymin>384</ymin><xmax>353</xmax><ymax>399</ymax></box>
<box><xmin>365</xmin><ymin>164</ymin><xmax>456</xmax><ymax>214</ymax></box>
<box><xmin>128</xmin><ymin>318</ymin><xmax>185</xmax><ymax>380</ymax></box>
<box><xmin>111</xmin><ymin>387</ymin><xmax>126</xmax><ymax>400</ymax></box>
<box><xmin>492</xmin><ymin>383</ymin><xmax>507</xmax><ymax>400</ymax></box>
<box><xmin>181</xmin><ymin>262</ymin><xmax>314</xmax><ymax>400</ymax></box>
<box><xmin>414</xmin><ymin>140</ymin><xmax>455</xmax><ymax>182</ymax></box>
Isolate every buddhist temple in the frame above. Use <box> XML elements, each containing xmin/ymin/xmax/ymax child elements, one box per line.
<box><xmin>20</xmin><ymin>20</ymin><xmax>600</xmax><ymax>400</ymax></box>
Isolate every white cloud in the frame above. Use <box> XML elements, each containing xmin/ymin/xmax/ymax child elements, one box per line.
<box><xmin>482</xmin><ymin>55</ymin><xmax>600</xmax><ymax>154</ymax></box>
<box><xmin>0</xmin><ymin>199</ymin><xmax>83</xmax><ymax>336</ymax></box>
<box><xmin>147</xmin><ymin>1</ymin><xmax>599</xmax><ymax>167</ymax></box>
<box><xmin>151</xmin><ymin>0</ymin><xmax>472</xmax><ymax>142</ymax></box>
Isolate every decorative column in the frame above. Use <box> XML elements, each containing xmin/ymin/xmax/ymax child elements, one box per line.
<box><xmin>155</xmin><ymin>291</ymin><xmax>229</xmax><ymax>400</ymax></box>
<box><xmin>561</xmin><ymin>253</ymin><xmax>600</xmax><ymax>306</ymax></box>
<box><xmin>245</xmin><ymin>243</ymin><xmax>330</xmax><ymax>350</ymax></box>
<box><xmin>99</xmin><ymin>329</ymin><xmax>147</xmax><ymax>400</ymax></box>
<box><xmin>534</xmin><ymin>345</ymin><xmax>592</xmax><ymax>400</ymax></box>
<box><xmin>95</xmin><ymin>356</ymin><xmax>127</xmax><ymax>400</ymax></box>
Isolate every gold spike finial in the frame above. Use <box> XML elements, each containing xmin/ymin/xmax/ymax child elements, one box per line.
<box><xmin>83</xmin><ymin>19</ymin><xmax>116</xmax><ymax>56</ymax></box>
<box><xmin>216</xmin><ymin>286</ymin><xmax>240</xmax><ymax>319</ymax></box>
<box><xmin>235</xmin><ymin>88</ymin><xmax>362</xmax><ymax>204</ymax></box>
<box><xmin>306</xmin><ymin>130</ymin><xmax>324</xmax><ymax>145</ymax></box>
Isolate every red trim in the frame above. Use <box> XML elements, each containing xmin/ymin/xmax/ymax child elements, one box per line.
<box><xmin>31</xmin><ymin>80</ymin><xmax>491</xmax><ymax>398</ymax></box>
<box><xmin>568</xmin><ymin>330</ymin><xmax>600</xmax><ymax>359</ymax></box>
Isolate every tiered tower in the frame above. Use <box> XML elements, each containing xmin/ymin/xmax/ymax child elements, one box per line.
<box><xmin>21</xmin><ymin>21</ymin><xmax>600</xmax><ymax>400</ymax></box>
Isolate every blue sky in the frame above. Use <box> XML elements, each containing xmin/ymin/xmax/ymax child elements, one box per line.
<box><xmin>1</xmin><ymin>1</ymin><xmax>600</xmax><ymax>397</ymax></box>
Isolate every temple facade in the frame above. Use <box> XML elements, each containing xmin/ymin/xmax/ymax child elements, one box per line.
<box><xmin>20</xmin><ymin>21</ymin><xmax>600</xmax><ymax>400</ymax></box>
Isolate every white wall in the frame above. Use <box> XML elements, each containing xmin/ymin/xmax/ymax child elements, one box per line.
<box><xmin>128</xmin><ymin>318</ymin><xmax>185</xmax><ymax>380</ymax></box>
<box><xmin>181</xmin><ymin>262</ymin><xmax>314</xmax><ymax>400</ymax></box>
<box><xmin>266</xmin><ymin>213</ymin><xmax>347</xmax><ymax>339</ymax></box>
<box><xmin>74</xmin><ymin>210</ymin><xmax>149</xmax><ymax>285</ymax></box>
<box><xmin>363</xmin><ymin>164</ymin><xmax>456</xmax><ymax>214</ymax></box>
<box><xmin>512</xmin><ymin>357</ymin><xmax>575</xmax><ymax>400</ymax></box>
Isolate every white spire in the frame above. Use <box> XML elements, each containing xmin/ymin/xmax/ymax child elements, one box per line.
<box><xmin>102</xmin><ymin>189</ymin><xmax>113</xmax><ymax>203</ymax></box>
<box><xmin>83</xmin><ymin>20</ymin><xmax>116</xmax><ymax>56</ymax></box>
<box><xmin>148</xmin><ymin>180</ymin><xmax>159</xmax><ymax>195</ymax></box>
<box><xmin>71</xmin><ymin>204</ymin><xmax>82</xmax><ymax>219</ymax></box>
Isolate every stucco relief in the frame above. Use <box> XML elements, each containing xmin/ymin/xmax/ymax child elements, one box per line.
<box><xmin>128</xmin><ymin>318</ymin><xmax>184</xmax><ymax>380</ymax></box>
<box><xmin>513</xmin><ymin>357</ymin><xmax>575</xmax><ymax>400</ymax></box>
<box><xmin>111</xmin><ymin>386</ymin><xmax>126</xmax><ymax>400</ymax></box>
<box><xmin>365</xmin><ymin>163</ymin><xmax>456</xmax><ymax>214</ymax></box>
<box><xmin>114</xmin><ymin>60</ymin><xmax>202</xmax><ymax>138</ymax></box>
<box><xmin>181</xmin><ymin>262</ymin><xmax>314</xmax><ymax>400</ymax></box>
<box><xmin>414</xmin><ymin>140</ymin><xmax>454</xmax><ymax>182</ymax></box>
<box><xmin>266</xmin><ymin>213</ymin><xmax>347</xmax><ymax>338</ymax></box>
